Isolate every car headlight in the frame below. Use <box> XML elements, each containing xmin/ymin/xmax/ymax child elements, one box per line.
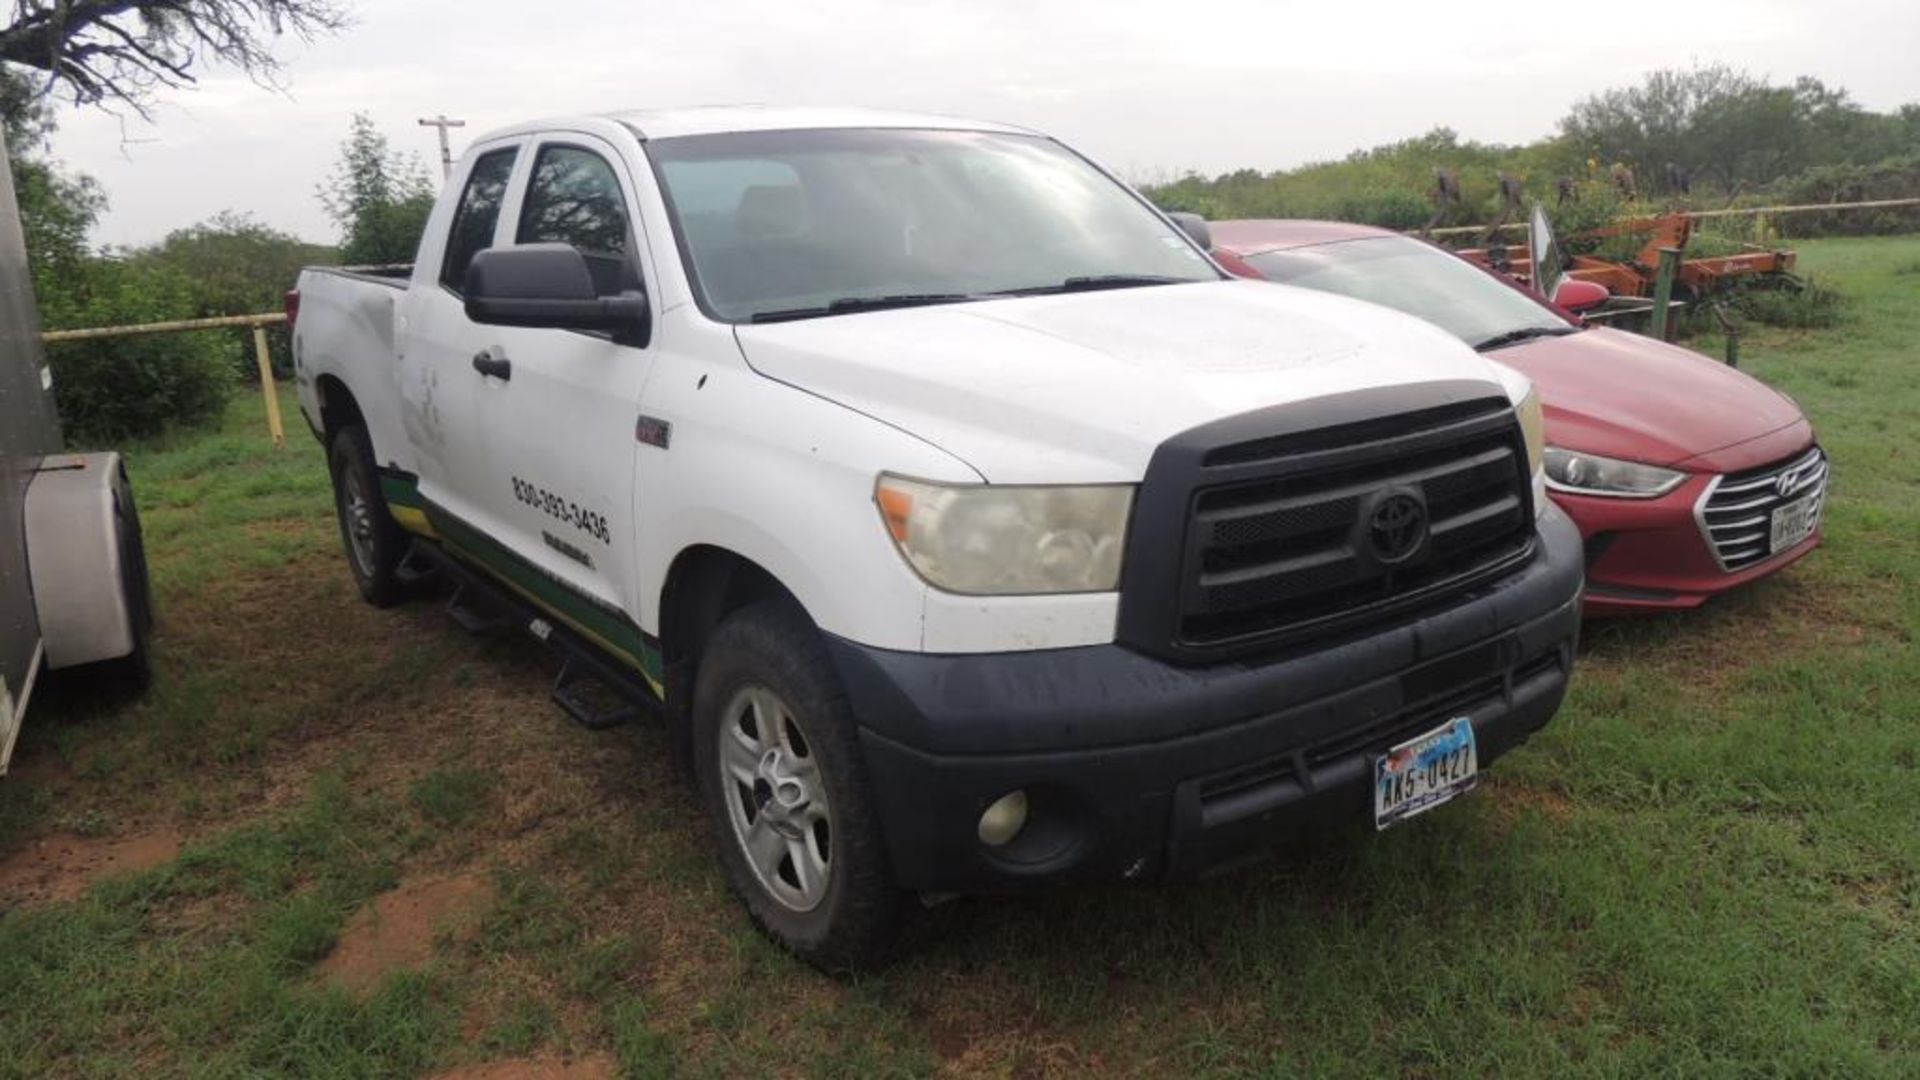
<box><xmin>874</xmin><ymin>475</ymin><xmax>1133</xmax><ymax>594</ymax></box>
<box><xmin>1543</xmin><ymin>447</ymin><xmax>1687</xmax><ymax>498</ymax></box>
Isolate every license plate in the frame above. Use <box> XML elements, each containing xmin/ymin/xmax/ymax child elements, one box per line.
<box><xmin>1374</xmin><ymin>716</ymin><xmax>1478</xmax><ymax>830</ymax></box>
<box><xmin>1769</xmin><ymin>490</ymin><xmax>1823</xmax><ymax>554</ymax></box>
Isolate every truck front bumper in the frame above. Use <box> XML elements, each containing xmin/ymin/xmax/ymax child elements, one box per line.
<box><xmin>827</xmin><ymin>505</ymin><xmax>1585</xmax><ymax>894</ymax></box>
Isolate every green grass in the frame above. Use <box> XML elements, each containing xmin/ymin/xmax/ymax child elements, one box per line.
<box><xmin>3</xmin><ymin>235</ymin><xmax>1919</xmax><ymax>1077</ymax></box>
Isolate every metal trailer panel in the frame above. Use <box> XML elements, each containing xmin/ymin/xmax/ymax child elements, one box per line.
<box><xmin>1</xmin><ymin>131</ymin><xmax>64</xmax><ymax>749</ymax></box>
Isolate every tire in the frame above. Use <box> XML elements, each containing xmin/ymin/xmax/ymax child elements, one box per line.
<box><xmin>104</xmin><ymin>459</ymin><xmax>154</xmax><ymax>693</ymax></box>
<box><xmin>63</xmin><ymin>459</ymin><xmax>155</xmax><ymax>699</ymax></box>
<box><xmin>328</xmin><ymin>423</ymin><xmax>410</xmax><ymax>608</ymax></box>
<box><xmin>692</xmin><ymin>602</ymin><xmax>905</xmax><ymax>972</ymax></box>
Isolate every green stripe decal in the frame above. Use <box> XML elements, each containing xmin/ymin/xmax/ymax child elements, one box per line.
<box><xmin>379</xmin><ymin>471</ymin><xmax>424</xmax><ymax>509</ymax></box>
<box><xmin>422</xmin><ymin>501</ymin><xmax>664</xmax><ymax>690</ymax></box>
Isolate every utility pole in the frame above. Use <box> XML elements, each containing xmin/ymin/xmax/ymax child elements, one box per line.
<box><xmin>418</xmin><ymin>114</ymin><xmax>467</xmax><ymax>180</ymax></box>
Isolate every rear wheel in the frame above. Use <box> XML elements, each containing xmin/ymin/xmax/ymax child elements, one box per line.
<box><xmin>693</xmin><ymin>602</ymin><xmax>905</xmax><ymax>972</ymax></box>
<box><xmin>328</xmin><ymin>424</ymin><xmax>410</xmax><ymax>607</ymax></box>
<box><xmin>106</xmin><ymin>460</ymin><xmax>154</xmax><ymax>692</ymax></box>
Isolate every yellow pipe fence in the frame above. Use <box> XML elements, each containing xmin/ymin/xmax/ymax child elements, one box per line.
<box><xmin>40</xmin><ymin>312</ymin><xmax>290</xmax><ymax>447</ymax></box>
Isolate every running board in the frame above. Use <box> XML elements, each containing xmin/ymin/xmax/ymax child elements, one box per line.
<box><xmin>407</xmin><ymin>540</ymin><xmax>660</xmax><ymax>730</ymax></box>
<box><xmin>395</xmin><ymin>547</ymin><xmax>439</xmax><ymax>589</ymax></box>
<box><xmin>445</xmin><ymin>583</ymin><xmax>510</xmax><ymax>634</ymax></box>
<box><xmin>551</xmin><ymin>656</ymin><xmax>641</xmax><ymax>730</ymax></box>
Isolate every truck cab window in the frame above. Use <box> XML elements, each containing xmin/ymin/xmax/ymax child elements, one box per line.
<box><xmin>440</xmin><ymin>148</ymin><xmax>519</xmax><ymax>292</ymax></box>
<box><xmin>517</xmin><ymin>146</ymin><xmax>634</xmax><ymax>296</ymax></box>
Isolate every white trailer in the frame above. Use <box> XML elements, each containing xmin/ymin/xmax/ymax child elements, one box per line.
<box><xmin>0</xmin><ymin>133</ymin><xmax>153</xmax><ymax>775</ymax></box>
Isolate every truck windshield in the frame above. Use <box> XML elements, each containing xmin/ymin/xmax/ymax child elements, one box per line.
<box><xmin>647</xmin><ymin>128</ymin><xmax>1219</xmax><ymax>323</ymax></box>
<box><xmin>1244</xmin><ymin>237</ymin><xmax>1574</xmax><ymax>351</ymax></box>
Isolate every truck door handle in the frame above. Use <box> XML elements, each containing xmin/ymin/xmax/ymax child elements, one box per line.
<box><xmin>471</xmin><ymin>350</ymin><xmax>512</xmax><ymax>381</ymax></box>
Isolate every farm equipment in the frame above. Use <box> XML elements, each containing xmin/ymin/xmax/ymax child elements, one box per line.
<box><xmin>1457</xmin><ymin>210</ymin><xmax>1798</xmax><ymax>300</ymax></box>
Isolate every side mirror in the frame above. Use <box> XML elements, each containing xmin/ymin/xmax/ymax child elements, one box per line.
<box><xmin>1168</xmin><ymin>211</ymin><xmax>1212</xmax><ymax>251</ymax></box>
<box><xmin>1554</xmin><ymin>278</ymin><xmax>1610</xmax><ymax>314</ymax></box>
<box><xmin>465</xmin><ymin>243</ymin><xmax>649</xmax><ymax>342</ymax></box>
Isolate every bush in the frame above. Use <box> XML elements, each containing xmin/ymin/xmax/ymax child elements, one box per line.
<box><xmin>43</xmin><ymin>261</ymin><xmax>239</xmax><ymax>443</ymax></box>
<box><xmin>127</xmin><ymin>211</ymin><xmax>338</xmax><ymax>378</ymax></box>
<box><xmin>1768</xmin><ymin>154</ymin><xmax>1920</xmax><ymax>236</ymax></box>
<box><xmin>1726</xmin><ymin>276</ymin><xmax>1849</xmax><ymax>329</ymax></box>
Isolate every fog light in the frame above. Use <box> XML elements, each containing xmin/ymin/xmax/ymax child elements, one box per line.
<box><xmin>977</xmin><ymin>790</ymin><xmax>1029</xmax><ymax>847</ymax></box>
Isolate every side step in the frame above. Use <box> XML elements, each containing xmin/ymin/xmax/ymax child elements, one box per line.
<box><xmin>446</xmin><ymin>582</ymin><xmax>511</xmax><ymax>634</ymax></box>
<box><xmin>551</xmin><ymin>655</ymin><xmax>641</xmax><ymax>730</ymax></box>
<box><xmin>395</xmin><ymin>547</ymin><xmax>439</xmax><ymax>589</ymax></box>
<box><xmin>407</xmin><ymin>540</ymin><xmax>660</xmax><ymax>731</ymax></box>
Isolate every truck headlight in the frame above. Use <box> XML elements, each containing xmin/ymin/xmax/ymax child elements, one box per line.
<box><xmin>874</xmin><ymin>475</ymin><xmax>1133</xmax><ymax>594</ymax></box>
<box><xmin>1543</xmin><ymin>447</ymin><xmax>1687</xmax><ymax>498</ymax></box>
<box><xmin>1516</xmin><ymin>385</ymin><xmax>1546</xmax><ymax>479</ymax></box>
<box><xmin>1514</xmin><ymin>386</ymin><xmax>1549</xmax><ymax>517</ymax></box>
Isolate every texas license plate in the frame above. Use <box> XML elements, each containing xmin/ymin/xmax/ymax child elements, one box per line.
<box><xmin>1769</xmin><ymin>490</ymin><xmax>1823</xmax><ymax>553</ymax></box>
<box><xmin>1374</xmin><ymin>716</ymin><xmax>1478</xmax><ymax>830</ymax></box>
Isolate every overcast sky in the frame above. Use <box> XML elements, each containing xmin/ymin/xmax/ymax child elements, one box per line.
<box><xmin>37</xmin><ymin>0</ymin><xmax>1920</xmax><ymax>248</ymax></box>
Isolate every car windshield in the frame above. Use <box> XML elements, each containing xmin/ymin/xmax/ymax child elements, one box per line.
<box><xmin>647</xmin><ymin>128</ymin><xmax>1219</xmax><ymax>323</ymax></box>
<box><xmin>1243</xmin><ymin>236</ymin><xmax>1573</xmax><ymax>349</ymax></box>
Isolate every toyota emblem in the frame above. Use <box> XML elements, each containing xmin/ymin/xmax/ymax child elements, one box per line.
<box><xmin>1368</xmin><ymin>493</ymin><xmax>1428</xmax><ymax>564</ymax></box>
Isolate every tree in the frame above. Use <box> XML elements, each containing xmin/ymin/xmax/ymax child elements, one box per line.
<box><xmin>1560</xmin><ymin>65</ymin><xmax>1770</xmax><ymax>189</ymax></box>
<box><xmin>127</xmin><ymin>209</ymin><xmax>336</xmax><ymax>371</ymax></box>
<box><xmin>2</xmin><ymin>60</ymin><xmax>50</xmax><ymax>147</ymax></box>
<box><xmin>7</xmin><ymin>113</ymin><xmax>238</xmax><ymax>440</ymax></box>
<box><xmin>5</xmin><ymin>64</ymin><xmax>102</xmax><ymax>304</ymax></box>
<box><xmin>133</xmin><ymin>209</ymin><xmax>333</xmax><ymax>312</ymax></box>
<box><xmin>317</xmin><ymin>111</ymin><xmax>434</xmax><ymax>265</ymax></box>
<box><xmin>1558</xmin><ymin>65</ymin><xmax>1920</xmax><ymax>193</ymax></box>
<box><xmin>0</xmin><ymin>0</ymin><xmax>348</xmax><ymax>119</ymax></box>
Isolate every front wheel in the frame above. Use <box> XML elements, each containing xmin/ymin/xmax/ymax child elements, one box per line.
<box><xmin>693</xmin><ymin>602</ymin><xmax>905</xmax><ymax>972</ymax></box>
<box><xmin>327</xmin><ymin>423</ymin><xmax>410</xmax><ymax>608</ymax></box>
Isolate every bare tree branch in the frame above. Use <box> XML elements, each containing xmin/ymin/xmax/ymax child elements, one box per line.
<box><xmin>1</xmin><ymin>0</ymin><xmax>349</xmax><ymax>119</ymax></box>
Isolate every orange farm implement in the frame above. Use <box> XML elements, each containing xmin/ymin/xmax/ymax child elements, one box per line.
<box><xmin>1454</xmin><ymin>211</ymin><xmax>1796</xmax><ymax>300</ymax></box>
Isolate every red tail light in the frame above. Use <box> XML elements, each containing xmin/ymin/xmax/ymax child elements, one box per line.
<box><xmin>284</xmin><ymin>288</ymin><xmax>300</xmax><ymax>329</ymax></box>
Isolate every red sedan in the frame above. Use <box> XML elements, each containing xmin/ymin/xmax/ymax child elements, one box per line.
<box><xmin>1210</xmin><ymin>219</ymin><xmax>1826</xmax><ymax>616</ymax></box>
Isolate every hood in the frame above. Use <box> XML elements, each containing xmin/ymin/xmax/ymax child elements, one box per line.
<box><xmin>1495</xmin><ymin>326</ymin><xmax>1807</xmax><ymax>468</ymax></box>
<box><xmin>732</xmin><ymin>280</ymin><xmax>1518</xmax><ymax>483</ymax></box>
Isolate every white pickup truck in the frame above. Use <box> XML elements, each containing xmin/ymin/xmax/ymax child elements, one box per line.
<box><xmin>291</xmin><ymin>106</ymin><xmax>1584</xmax><ymax>969</ymax></box>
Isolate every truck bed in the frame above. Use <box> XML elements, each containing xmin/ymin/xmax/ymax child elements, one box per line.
<box><xmin>292</xmin><ymin>264</ymin><xmax>416</xmax><ymax>480</ymax></box>
<box><xmin>305</xmin><ymin>264</ymin><xmax>413</xmax><ymax>288</ymax></box>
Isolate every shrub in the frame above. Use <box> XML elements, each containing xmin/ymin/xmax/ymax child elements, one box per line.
<box><xmin>43</xmin><ymin>261</ymin><xmax>239</xmax><ymax>444</ymax></box>
<box><xmin>126</xmin><ymin>211</ymin><xmax>338</xmax><ymax>378</ymax></box>
<box><xmin>1726</xmin><ymin>276</ymin><xmax>1848</xmax><ymax>329</ymax></box>
<box><xmin>1767</xmin><ymin>154</ymin><xmax>1920</xmax><ymax>236</ymax></box>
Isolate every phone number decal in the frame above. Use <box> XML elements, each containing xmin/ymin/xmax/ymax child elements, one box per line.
<box><xmin>511</xmin><ymin>477</ymin><xmax>610</xmax><ymax>544</ymax></box>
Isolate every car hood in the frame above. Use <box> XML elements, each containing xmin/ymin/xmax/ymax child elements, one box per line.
<box><xmin>732</xmin><ymin>280</ymin><xmax>1520</xmax><ymax>483</ymax></box>
<box><xmin>1497</xmin><ymin>326</ymin><xmax>1808</xmax><ymax>468</ymax></box>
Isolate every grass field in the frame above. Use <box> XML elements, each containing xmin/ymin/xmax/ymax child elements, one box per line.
<box><xmin>3</xmin><ymin>236</ymin><xmax>1918</xmax><ymax>1078</ymax></box>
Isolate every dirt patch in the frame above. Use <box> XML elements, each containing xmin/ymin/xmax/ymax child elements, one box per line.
<box><xmin>426</xmin><ymin>1052</ymin><xmax>616</xmax><ymax>1080</ymax></box>
<box><xmin>3</xmin><ymin>746</ymin><xmax>76</xmax><ymax>791</ymax></box>
<box><xmin>1495</xmin><ymin>782</ymin><xmax>1575</xmax><ymax>822</ymax></box>
<box><xmin>319</xmin><ymin>873</ymin><xmax>494</xmax><ymax>993</ymax></box>
<box><xmin>0</xmin><ymin>829</ymin><xmax>183</xmax><ymax>904</ymax></box>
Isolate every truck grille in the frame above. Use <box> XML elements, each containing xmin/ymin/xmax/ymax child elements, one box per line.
<box><xmin>1116</xmin><ymin>386</ymin><xmax>1538</xmax><ymax>665</ymax></box>
<box><xmin>1696</xmin><ymin>445</ymin><xmax>1827</xmax><ymax>571</ymax></box>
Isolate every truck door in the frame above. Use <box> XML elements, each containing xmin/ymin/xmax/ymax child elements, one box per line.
<box><xmin>465</xmin><ymin>135</ymin><xmax>656</xmax><ymax>660</ymax></box>
<box><xmin>397</xmin><ymin>141</ymin><xmax>525</xmax><ymax>539</ymax></box>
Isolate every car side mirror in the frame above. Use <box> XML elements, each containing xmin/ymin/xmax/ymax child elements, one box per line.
<box><xmin>1168</xmin><ymin>211</ymin><xmax>1212</xmax><ymax>251</ymax></box>
<box><xmin>465</xmin><ymin>243</ymin><xmax>650</xmax><ymax>344</ymax></box>
<box><xmin>1553</xmin><ymin>278</ymin><xmax>1610</xmax><ymax>314</ymax></box>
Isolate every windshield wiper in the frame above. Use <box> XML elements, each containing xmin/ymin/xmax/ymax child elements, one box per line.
<box><xmin>749</xmin><ymin>293</ymin><xmax>977</xmax><ymax>323</ymax></box>
<box><xmin>1471</xmin><ymin>325</ymin><xmax>1580</xmax><ymax>352</ymax></box>
<box><xmin>991</xmin><ymin>274</ymin><xmax>1192</xmax><ymax>298</ymax></box>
